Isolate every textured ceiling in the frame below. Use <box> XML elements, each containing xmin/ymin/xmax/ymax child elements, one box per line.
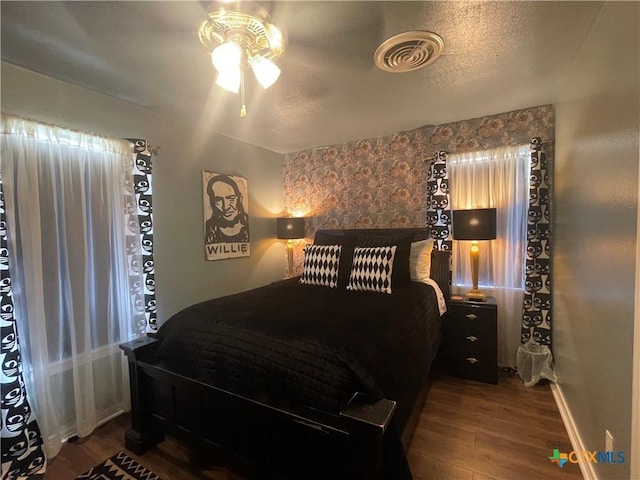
<box><xmin>1</xmin><ymin>1</ymin><xmax>604</xmax><ymax>153</ymax></box>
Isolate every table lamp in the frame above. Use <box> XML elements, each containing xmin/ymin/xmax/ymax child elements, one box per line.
<box><xmin>452</xmin><ymin>208</ymin><xmax>497</xmax><ymax>302</ymax></box>
<box><xmin>276</xmin><ymin>217</ymin><xmax>305</xmax><ymax>277</ymax></box>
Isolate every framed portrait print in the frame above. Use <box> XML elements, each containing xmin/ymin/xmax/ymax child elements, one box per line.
<box><xmin>202</xmin><ymin>170</ymin><xmax>250</xmax><ymax>260</ymax></box>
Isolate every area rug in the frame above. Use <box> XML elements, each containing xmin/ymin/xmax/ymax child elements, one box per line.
<box><xmin>75</xmin><ymin>450</ymin><xmax>163</xmax><ymax>480</ymax></box>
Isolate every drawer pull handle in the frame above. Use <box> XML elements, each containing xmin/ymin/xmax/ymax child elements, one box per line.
<box><xmin>466</xmin><ymin>335</ymin><xmax>479</xmax><ymax>342</ymax></box>
<box><xmin>466</xmin><ymin>313</ymin><xmax>478</xmax><ymax>320</ymax></box>
<box><xmin>466</xmin><ymin>357</ymin><xmax>479</xmax><ymax>364</ymax></box>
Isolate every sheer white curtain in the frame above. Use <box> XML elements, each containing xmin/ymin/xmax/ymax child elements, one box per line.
<box><xmin>448</xmin><ymin>145</ymin><xmax>530</xmax><ymax>367</ymax></box>
<box><xmin>0</xmin><ymin>114</ymin><xmax>145</xmax><ymax>458</ymax></box>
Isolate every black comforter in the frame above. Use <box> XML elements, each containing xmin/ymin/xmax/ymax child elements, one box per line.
<box><xmin>155</xmin><ymin>277</ymin><xmax>441</xmax><ymax>429</ymax></box>
<box><xmin>154</xmin><ymin>277</ymin><xmax>442</xmax><ymax>478</ymax></box>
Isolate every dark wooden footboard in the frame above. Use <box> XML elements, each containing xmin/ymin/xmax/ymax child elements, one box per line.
<box><xmin>120</xmin><ymin>337</ymin><xmax>399</xmax><ymax>479</ymax></box>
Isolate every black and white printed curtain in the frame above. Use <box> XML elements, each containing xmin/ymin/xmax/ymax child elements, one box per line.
<box><xmin>128</xmin><ymin>139</ymin><xmax>157</xmax><ymax>333</ymax></box>
<box><xmin>0</xmin><ymin>181</ymin><xmax>46</xmax><ymax>479</ymax></box>
<box><xmin>521</xmin><ymin>137</ymin><xmax>552</xmax><ymax>345</ymax></box>
<box><xmin>426</xmin><ymin>151</ymin><xmax>452</xmax><ymax>251</ymax></box>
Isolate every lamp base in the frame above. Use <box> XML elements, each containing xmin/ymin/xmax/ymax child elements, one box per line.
<box><xmin>286</xmin><ymin>240</ymin><xmax>294</xmax><ymax>278</ymax></box>
<box><xmin>465</xmin><ymin>289</ymin><xmax>487</xmax><ymax>302</ymax></box>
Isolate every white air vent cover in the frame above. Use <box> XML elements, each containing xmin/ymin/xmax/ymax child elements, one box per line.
<box><xmin>374</xmin><ymin>31</ymin><xmax>444</xmax><ymax>72</ymax></box>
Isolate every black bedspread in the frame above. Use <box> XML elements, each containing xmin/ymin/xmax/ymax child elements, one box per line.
<box><xmin>155</xmin><ymin>278</ymin><xmax>442</xmax><ymax>433</ymax></box>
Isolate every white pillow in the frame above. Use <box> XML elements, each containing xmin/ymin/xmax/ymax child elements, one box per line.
<box><xmin>410</xmin><ymin>239</ymin><xmax>434</xmax><ymax>281</ymax></box>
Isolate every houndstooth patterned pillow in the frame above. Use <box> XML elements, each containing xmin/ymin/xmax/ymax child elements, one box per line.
<box><xmin>299</xmin><ymin>244</ymin><xmax>342</xmax><ymax>288</ymax></box>
<box><xmin>346</xmin><ymin>246</ymin><xmax>397</xmax><ymax>294</ymax></box>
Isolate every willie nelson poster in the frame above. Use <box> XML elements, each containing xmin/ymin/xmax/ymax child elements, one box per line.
<box><xmin>203</xmin><ymin>171</ymin><xmax>250</xmax><ymax>260</ymax></box>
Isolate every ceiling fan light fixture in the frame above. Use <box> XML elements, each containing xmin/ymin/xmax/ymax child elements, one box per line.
<box><xmin>250</xmin><ymin>55</ymin><xmax>281</xmax><ymax>89</ymax></box>
<box><xmin>264</xmin><ymin>23</ymin><xmax>284</xmax><ymax>54</ymax></box>
<box><xmin>211</xmin><ymin>41</ymin><xmax>242</xmax><ymax>73</ymax></box>
<box><xmin>215</xmin><ymin>68</ymin><xmax>241</xmax><ymax>93</ymax></box>
<box><xmin>199</xmin><ymin>2</ymin><xmax>285</xmax><ymax>117</ymax></box>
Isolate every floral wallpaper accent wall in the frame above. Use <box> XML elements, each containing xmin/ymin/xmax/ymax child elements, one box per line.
<box><xmin>283</xmin><ymin>105</ymin><xmax>555</xmax><ymax>273</ymax></box>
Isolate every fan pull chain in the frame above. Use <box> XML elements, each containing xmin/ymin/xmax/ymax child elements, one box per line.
<box><xmin>240</xmin><ymin>68</ymin><xmax>247</xmax><ymax>118</ymax></box>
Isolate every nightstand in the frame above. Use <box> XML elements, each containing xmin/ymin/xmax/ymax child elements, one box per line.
<box><xmin>444</xmin><ymin>297</ymin><xmax>498</xmax><ymax>384</ymax></box>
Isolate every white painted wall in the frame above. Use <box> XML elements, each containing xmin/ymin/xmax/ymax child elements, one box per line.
<box><xmin>554</xmin><ymin>3</ymin><xmax>639</xmax><ymax>479</ymax></box>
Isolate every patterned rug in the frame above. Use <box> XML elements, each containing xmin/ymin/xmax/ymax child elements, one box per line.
<box><xmin>75</xmin><ymin>451</ymin><xmax>162</xmax><ymax>480</ymax></box>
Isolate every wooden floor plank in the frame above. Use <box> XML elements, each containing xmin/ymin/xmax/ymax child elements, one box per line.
<box><xmin>44</xmin><ymin>370</ymin><xmax>581</xmax><ymax>480</ymax></box>
<box><xmin>407</xmin><ymin>449</ymin><xmax>475</xmax><ymax>480</ymax></box>
<box><xmin>407</xmin><ymin>370</ymin><xmax>583</xmax><ymax>480</ymax></box>
<box><xmin>418</xmin><ymin>401</ymin><xmax>574</xmax><ymax>452</ymax></box>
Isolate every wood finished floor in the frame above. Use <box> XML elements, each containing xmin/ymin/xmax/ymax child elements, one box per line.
<box><xmin>44</xmin><ymin>371</ymin><xmax>582</xmax><ymax>480</ymax></box>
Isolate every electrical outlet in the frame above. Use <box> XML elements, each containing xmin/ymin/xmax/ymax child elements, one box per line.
<box><xmin>606</xmin><ymin>430</ymin><xmax>614</xmax><ymax>452</ymax></box>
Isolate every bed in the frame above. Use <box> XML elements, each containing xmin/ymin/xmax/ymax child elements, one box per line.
<box><xmin>120</xmin><ymin>228</ymin><xmax>450</xmax><ymax>479</ymax></box>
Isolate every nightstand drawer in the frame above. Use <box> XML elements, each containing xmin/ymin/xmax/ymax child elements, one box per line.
<box><xmin>447</xmin><ymin>320</ymin><xmax>497</xmax><ymax>342</ymax></box>
<box><xmin>448</xmin><ymin>303</ymin><xmax>496</xmax><ymax>323</ymax></box>
<box><xmin>449</xmin><ymin>355</ymin><xmax>498</xmax><ymax>384</ymax></box>
<box><xmin>447</xmin><ymin>338</ymin><xmax>495</xmax><ymax>359</ymax></box>
<box><xmin>444</xmin><ymin>297</ymin><xmax>498</xmax><ymax>384</ymax></box>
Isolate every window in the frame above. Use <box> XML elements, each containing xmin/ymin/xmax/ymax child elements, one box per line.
<box><xmin>1</xmin><ymin>114</ymin><xmax>145</xmax><ymax>457</ymax></box>
<box><xmin>448</xmin><ymin>144</ymin><xmax>530</xmax><ymax>367</ymax></box>
<box><xmin>448</xmin><ymin>145</ymin><xmax>530</xmax><ymax>289</ymax></box>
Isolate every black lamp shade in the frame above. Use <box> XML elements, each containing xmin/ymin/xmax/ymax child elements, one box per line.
<box><xmin>452</xmin><ymin>208</ymin><xmax>497</xmax><ymax>240</ymax></box>
<box><xmin>276</xmin><ymin>217</ymin><xmax>305</xmax><ymax>239</ymax></box>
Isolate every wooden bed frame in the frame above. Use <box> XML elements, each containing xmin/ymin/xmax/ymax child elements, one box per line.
<box><xmin>120</xmin><ymin>228</ymin><xmax>450</xmax><ymax>479</ymax></box>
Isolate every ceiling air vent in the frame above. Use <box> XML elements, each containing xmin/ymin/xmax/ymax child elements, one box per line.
<box><xmin>374</xmin><ymin>31</ymin><xmax>444</xmax><ymax>73</ymax></box>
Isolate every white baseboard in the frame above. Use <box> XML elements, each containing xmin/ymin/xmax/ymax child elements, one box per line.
<box><xmin>550</xmin><ymin>382</ymin><xmax>595</xmax><ymax>480</ymax></box>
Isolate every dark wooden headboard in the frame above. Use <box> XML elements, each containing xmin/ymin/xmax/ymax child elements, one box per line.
<box><xmin>316</xmin><ymin>228</ymin><xmax>451</xmax><ymax>303</ymax></box>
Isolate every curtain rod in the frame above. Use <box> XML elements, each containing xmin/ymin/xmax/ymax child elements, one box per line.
<box><xmin>305</xmin><ymin>137</ymin><xmax>553</xmax><ymax>159</ymax></box>
<box><xmin>421</xmin><ymin>138</ymin><xmax>554</xmax><ymax>162</ymax></box>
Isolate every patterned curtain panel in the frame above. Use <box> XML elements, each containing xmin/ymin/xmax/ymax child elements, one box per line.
<box><xmin>128</xmin><ymin>139</ymin><xmax>157</xmax><ymax>333</ymax></box>
<box><xmin>0</xmin><ymin>182</ymin><xmax>46</xmax><ymax>479</ymax></box>
<box><xmin>521</xmin><ymin>138</ymin><xmax>552</xmax><ymax>345</ymax></box>
<box><xmin>426</xmin><ymin>151</ymin><xmax>452</xmax><ymax>251</ymax></box>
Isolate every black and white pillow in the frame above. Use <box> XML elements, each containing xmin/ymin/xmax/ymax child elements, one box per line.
<box><xmin>299</xmin><ymin>244</ymin><xmax>342</xmax><ymax>288</ymax></box>
<box><xmin>346</xmin><ymin>246</ymin><xmax>397</xmax><ymax>294</ymax></box>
